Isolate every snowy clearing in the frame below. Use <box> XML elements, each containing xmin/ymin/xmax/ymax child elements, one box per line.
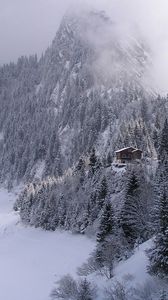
<box><xmin>0</xmin><ymin>189</ymin><xmax>95</xmax><ymax>300</ymax></box>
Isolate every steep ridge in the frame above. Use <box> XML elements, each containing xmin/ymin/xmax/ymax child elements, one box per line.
<box><xmin>0</xmin><ymin>10</ymin><xmax>166</xmax><ymax>185</ymax></box>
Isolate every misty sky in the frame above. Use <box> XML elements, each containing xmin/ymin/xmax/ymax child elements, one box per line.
<box><xmin>0</xmin><ymin>0</ymin><xmax>70</xmax><ymax>64</ymax></box>
<box><xmin>0</xmin><ymin>0</ymin><xmax>168</xmax><ymax>92</ymax></box>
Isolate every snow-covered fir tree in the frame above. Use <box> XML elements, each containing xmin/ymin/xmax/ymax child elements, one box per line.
<box><xmin>121</xmin><ymin>166</ymin><xmax>151</xmax><ymax>246</ymax></box>
<box><xmin>97</xmin><ymin>200</ymin><xmax>114</xmax><ymax>243</ymax></box>
<box><xmin>147</xmin><ymin>120</ymin><xmax>168</xmax><ymax>278</ymax></box>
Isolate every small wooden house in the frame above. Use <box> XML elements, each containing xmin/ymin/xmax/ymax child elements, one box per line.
<box><xmin>115</xmin><ymin>147</ymin><xmax>142</xmax><ymax>163</ymax></box>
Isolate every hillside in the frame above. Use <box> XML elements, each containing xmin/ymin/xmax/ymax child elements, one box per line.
<box><xmin>0</xmin><ymin>8</ymin><xmax>168</xmax><ymax>300</ymax></box>
<box><xmin>0</xmin><ymin>10</ymin><xmax>165</xmax><ymax>185</ymax></box>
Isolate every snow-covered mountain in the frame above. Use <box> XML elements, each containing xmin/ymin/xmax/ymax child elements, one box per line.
<box><xmin>0</xmin><ymin>9</ymin><xmax>168</xmax><ymax>300</ymax></box>
<box><xmin>0</xmin><ymin>9</ymin><xmax>164</xmax><ymax>185</ymax></box>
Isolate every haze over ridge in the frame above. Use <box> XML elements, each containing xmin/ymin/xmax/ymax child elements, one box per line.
<box><xmin>0</xmin><ymin>0</ymin><xmax>167</xmax><ymax>93</ymax></box>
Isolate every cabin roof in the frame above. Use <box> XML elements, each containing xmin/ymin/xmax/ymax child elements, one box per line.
<box><xmin>115</xmin><ymin>147</ymin><xmax>136</xmax><ymax>153</ymax></box>
<box><xmin>115</xmin><ymin>147</ymin><xmax>142</xmax><ymax>154</ymax></box>
<box><xmin>132</xmin><ymin>149</ymin><xmax>142</xmax><ymax>153</ymax></box>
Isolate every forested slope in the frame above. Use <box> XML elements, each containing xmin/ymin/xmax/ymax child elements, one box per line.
<box><xmin>0</xmin><ymin>11</ymin><xmax>166</xmax><ymax>186</ymax></box>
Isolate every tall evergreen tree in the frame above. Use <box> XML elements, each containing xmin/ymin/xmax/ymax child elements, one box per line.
<box><xmin>97</xmin><ymin>200</ymin><xmax>114</xmax><ymax>243</ymax></box>
<box><xmin>125</xmin><ymin>171</ymin><xmax>139</xmax><ymax>197</ymax></box>
<box><xmin>147</xmin><ymin>188</ymin><xmax>168</xmax><ymax>277</ymax></box>
<box><xmin>121</xmin><ymin>170</ymin><xmax>140</xmax><ymax>244</ymax></box>
<box><xmin>159</xmin><ymin>118</ymin><xmax>168</xmax><ymax>161</ymax></box>
<box><xmin>148</xmin><ymin>117</ymin><xmax>168</xmax><ymax>278</ymax></box>
<box><xmin>152</xmin><ymin>152</ymin><xmax>168</xmax><ymax>234</ymax></box>
<box><xmin>97</xmin><ymin>176</ymin><xmax>108</xmax><ymax>208</ymax></box>
<box><xmin>96</xmin><ymin>200</ymin><xmax>115</xmax><ymax>273</ymax></box>
<box><xmin>121</xmin><ymin>167</ymin><xmax>150</xmax><ymax>246</ymax></box>
<box><xmin>75</xmin><ymin>157</ymin><xmax>85</xmax><ymax>185</ymax></box>
<box><xmin>88</xmin><ymin>148</ymin><xmax>101</xmax><ymax>174</ymax></box>
<box><xmin>89</xmin><ymin>148</ymin><xmax>97</xmax><ymax>168</ymax></box>
<box><xmin>160</xmin><ymin>189</ymin><xmax>168</xmax><ymax>234</ymax></box>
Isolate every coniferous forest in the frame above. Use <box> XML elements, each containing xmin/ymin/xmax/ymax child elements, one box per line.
<box><xmin>0</xmin><ymin>9</ymin><xmax>168</xmax><ymax>300</ymax></box>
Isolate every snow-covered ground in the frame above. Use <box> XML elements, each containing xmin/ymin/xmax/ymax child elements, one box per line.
<box><xmin>0</xmin><ymin>188</ymin><xmax>95</xmax><ymax>300</ymax></box>
<box><xmin>0</xmin><ymin>187</ymin><xmax>159</xmax><ymax>300</ymax></box>
<box><xmin>88</xmin><ymin>240</ymin><xmax>153</xmax><ymax>299</ymax></box>
<box><xmin>115</xmin><ymin>240</ymin><xmax>152</xmax><ymax>284</ymax></box>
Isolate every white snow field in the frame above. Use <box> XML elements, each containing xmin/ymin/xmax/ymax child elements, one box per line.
<box><xmin>0</xmin><ymin>188</ymin><xmax>95</xmax><ymax>300</ymax></box>
<box><xmin>0</xmin><ymin>187</ymin><xmax>155</xmax><ymax>300</ymax></box>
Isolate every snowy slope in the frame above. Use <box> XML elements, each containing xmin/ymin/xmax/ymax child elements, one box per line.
<box><xmin>95</xmin><ymin>239</ymin><xmax>168</xmax><ymax>300</ymax></box>
<box><xmin>114</xmin><ymin>240</ymin><xmax>152</xmax><ymax>284</ymax></box>
<box><xmin>97</xmin><ymin>239</ymin><xmax>168</xmax><ymax>300</ymax></box>
<box><xmin>0</xmin><ymin>189</ymin><xmax>94</xmax><ymax>300</ymax></box>
<box><xmin>86</xmin><ymin>240</ymin><xmax>154</xmax><ymax>299</ymax></box>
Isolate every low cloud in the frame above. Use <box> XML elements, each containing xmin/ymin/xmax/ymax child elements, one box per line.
<box><xmin>0</xmin><ymin>0</ymin><xmax>167</xmax><ymax>93</ymax></box>
<box><xmin>78</xmin><ymin>0</ymin><xmax>168</xmax><ymax>93</ymax></box>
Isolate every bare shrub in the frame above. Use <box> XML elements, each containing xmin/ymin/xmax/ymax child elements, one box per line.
<box><xmin>104</xmin><ymin>281</ymin><xmax>130</xmax><ymax>300</ymax></box>
<box><xmin>50</xmin><ymin>274</ymin><xmax>78</xmax><ymax>299</ymax></box>
<box><xmin>50</xmin><ymin>274</ymin><xmax>97</xmax><ymax>300</ymax></box>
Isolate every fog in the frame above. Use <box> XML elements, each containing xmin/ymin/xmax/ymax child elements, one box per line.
<box><xmin>0</xmin><ymin>0</ymin><xmax>168</xmax><ymax>93</ymax></box>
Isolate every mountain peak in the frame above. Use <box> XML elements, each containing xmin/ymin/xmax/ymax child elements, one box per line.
<box><xmin>51</xmin><ymin>9</ymin><xmax>151</xmax><ymax>90</ymax></box>
<box><xmin>0</xmin><ymin>9</ymin><xmax>158</xmax><ymax>184</ymax></box>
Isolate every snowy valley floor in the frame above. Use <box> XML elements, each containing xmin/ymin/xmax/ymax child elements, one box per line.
<box><xmin>0</xmin><ymin>187</ymin><xmax>157</xmax><ymax>300</ymax></box>
<box><xmin>0</xmin><ymin>188</ymin><xmax>95</xmax><ymax>300</ymax></box>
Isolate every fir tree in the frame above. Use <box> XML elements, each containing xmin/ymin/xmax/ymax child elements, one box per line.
<box><xmin>153</xmin><ymin>129</ymin><xmax>158</xmax><ymax>150</ymax></box>
<box><xmin>89</xmin><ymin>148</ymin><xmax>97</xmax><ymax>168</ymax></box>
<box><xmin>126</xmin><ymin>171</ymin><xmax>139</xmax><ymax>197</ymax></box>
<box><xmin>97</xmin><ymin>200</ymin><xmax>114</xmax><ymax>243</ymax></box>
<box><xmin>159</xmin><ymin>118</ymin><xmax>168</xmax><ymax>161</ymax></box>
<box><xmin>97</xmin><ymin>176</ymin><xmax>108</xmax><ymax>208</ymax></box>
<box><xmin>75</xmin><ymin>157</ymin><xmax>85</xmax><ymax>185</ymax></box>
<box><xmin>121</xmin><ymin>167</ymin><xmax>150</xmax><ymax>246</ymax></box>
<box><xmin>148</xmin><ymin>118</ymin><xmax>168</xmax><ymax>278</ymax></box>
<box><xmin>88</xmin><ymin>148</ymin><xmax>101</xmax><ymax>174</ymax></box>
<box><xmin>147</xmin><ymin>188</ymin><xmax>168</xmax><ymax>277</ymax></box>
<box><xmin>96</xmin><ymin>200</ymin><xmax>115</xmax><ymax>274</ymax></box>
<box><xmin>160</xmin><ymin>189</ymin><xmax>168</xmax><ymax>234</ymax></box>
<box><xmin>121</xmin><ymin>170</ymin><xmax>140</xmax><ymax>244</ymax></box>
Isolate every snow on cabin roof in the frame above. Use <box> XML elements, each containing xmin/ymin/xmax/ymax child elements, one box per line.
<box><xmin>115</xmin><ymin>147</ymin><xmax>136</xmax><ymax>153</ymax></box>
<box><xmin>132</xmin><ymin>149</ymin><xmax>142</xmax><ymax>153</ymax></box>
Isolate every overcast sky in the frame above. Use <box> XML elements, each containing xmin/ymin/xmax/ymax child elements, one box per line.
<box><xmin>0</xmin><ymin>0</ymin><xmax>168</xmax><ymax>92</ymax></box>
<box><xmin>0</xmin><ymin>0</ymin><xmax>70</xmax><ymax>65</ymax></box>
